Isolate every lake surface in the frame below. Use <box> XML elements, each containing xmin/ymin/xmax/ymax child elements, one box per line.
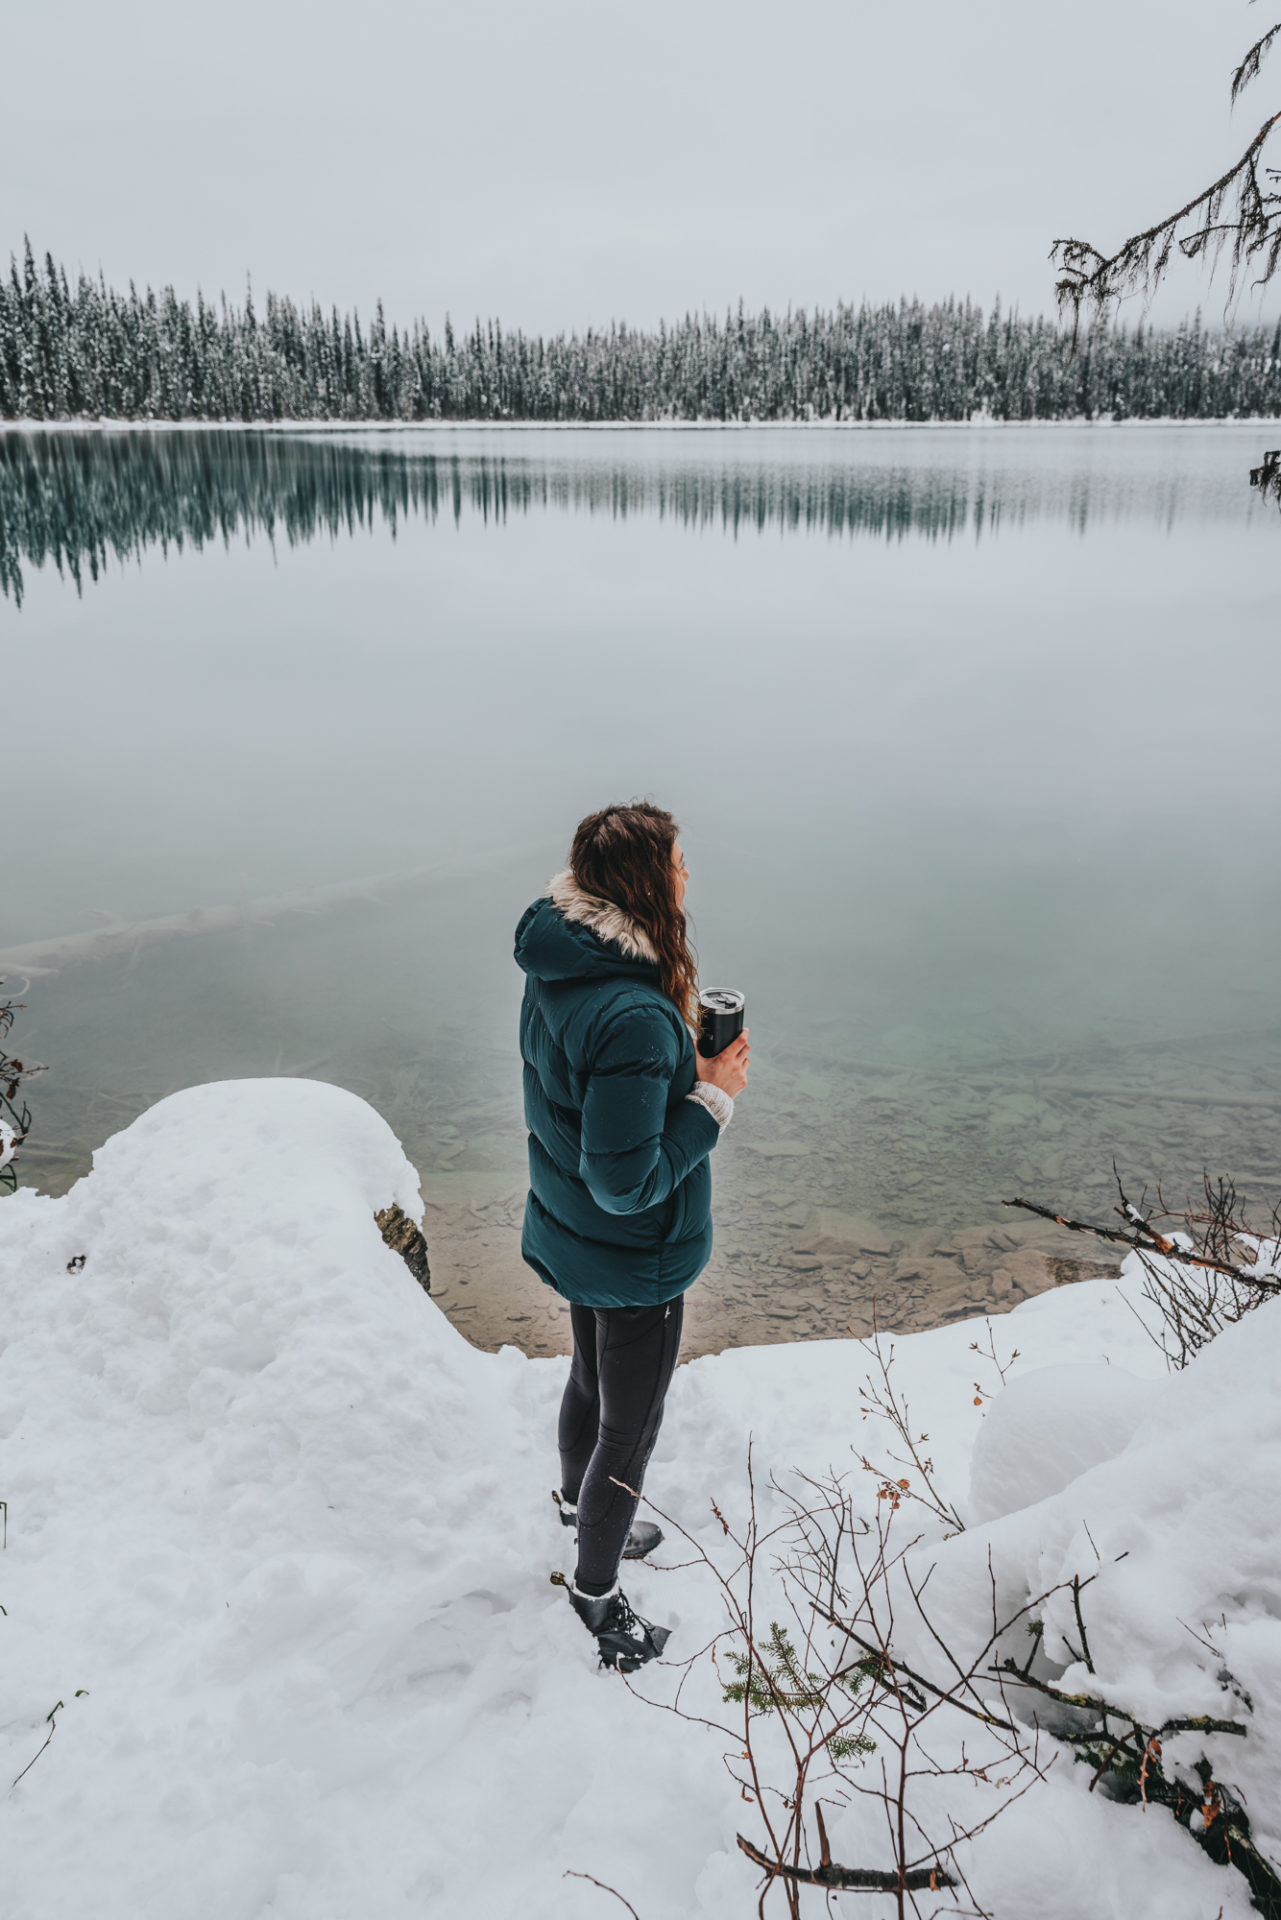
<box><xmin>3</xmin><ymin>422</ymin><xmax>1279</xmax><ymax>1356</ymax></box>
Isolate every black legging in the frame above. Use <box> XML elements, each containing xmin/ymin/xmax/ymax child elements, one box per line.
<box><xmin>558</xmin><ymin>1297</ymin><xmax>684</xmax><ymax>1595</ymax></box>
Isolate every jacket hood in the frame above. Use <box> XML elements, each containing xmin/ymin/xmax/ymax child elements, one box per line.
<box><xmin>514</xmin><ymin>870</ymin><xmax>660</xmax><ymax>984</ymax></box>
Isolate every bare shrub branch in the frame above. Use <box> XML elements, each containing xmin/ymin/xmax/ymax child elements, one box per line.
<box><xmin>562</xmin><ymin>1869</ymin><xmax>641</xmax><ymax>1919</ymax></box>
<box><xmin>633</xmin><ymin>1443</ymin><xmax>1281</xmax><ymax>1917</ymax></box>
<box><xmin>633</xmin><ymin>1466</ymin><xmax>1056</xmax><ymax>1917</ymax></box>
<box><xmin>1004</xmin><ymin>1167</ymin><xmax>1280</xmax><ymax>1369</ymax></box>
<box><xmin>855</xmin><ymin>1311</ymin><xmax>967</xmax><ymax>1535</ymax></box>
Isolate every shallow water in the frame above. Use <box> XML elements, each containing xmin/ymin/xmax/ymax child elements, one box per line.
<box><xmin>4</xmin><ymin>423</ymin><xmax>1280</xmax><ymax>1355</ymax></box>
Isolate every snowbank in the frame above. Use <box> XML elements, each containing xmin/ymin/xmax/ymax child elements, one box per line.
<box><xmin>943</xmin><ymin>1298</ymin><xmax>1281</xmax><ymax>1888</ymax></box>
<box><xmin>0</xmin><ymin>1081</ymin><xmax>1274</xmax><ymax>1918</ymax></box>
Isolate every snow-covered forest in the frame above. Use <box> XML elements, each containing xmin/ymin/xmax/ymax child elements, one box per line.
<box><xmin>4</xmin><ymin>242</ymin><xmax>1281</xmax><ymax>423</ymax></box>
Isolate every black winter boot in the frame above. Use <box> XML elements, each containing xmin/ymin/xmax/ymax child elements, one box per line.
<box><xmin>564</xmin><ymin>1580</ymin><xmax>672</xmax><ymax>1672</ymax></box>
<box><xmin>554</xmin><ymin>1491</ymin><xmax>663</xmax><ymax>1560</ymax></box>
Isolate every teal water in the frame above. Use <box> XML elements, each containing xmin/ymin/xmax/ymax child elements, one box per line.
<box><xmin>3</xmin><ymin>424</ymin><xmax>1279</xmax><ymax>1353</ymax></box>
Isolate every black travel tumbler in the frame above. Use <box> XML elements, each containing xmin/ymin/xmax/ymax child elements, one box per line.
<box><xmin>697</xmin><ymin>988</ymin><xmax>746</xmax><ymax>1059</ymax></box>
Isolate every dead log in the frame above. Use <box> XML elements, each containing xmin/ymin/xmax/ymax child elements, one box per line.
<box><xmin>736</xmin><ymin>1833</ymin><xmax>954</xmax><ymax>1892</ymax></box>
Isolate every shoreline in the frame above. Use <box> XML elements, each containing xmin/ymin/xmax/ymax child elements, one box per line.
<box><xmin>3</xmin><ymin>415</ymin><xmax>1279</xmax><ymax>435</ymax></box>
<box><xmin>415</xmin><ymin>1169</ymin><xmax>1119</xmax><ymax>1361</ymax></box>
<box><xmin>17</xmin><ymin>1133</ymin><xmax>1117</xmax><ymax>1362</ymax></box>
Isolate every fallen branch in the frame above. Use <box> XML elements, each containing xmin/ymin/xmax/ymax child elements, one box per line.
<box><xmin>1002</xmin><ymin>1195</ymin><xmax>1279</xmax><ymax>1294</ymax></box>
<box><xmin>736</xmin><ymin>1832</ymin><xmax>954</xmax><ymax>1892</ymax></box>
<box><xmin>993</xmin><ymin>1661</ymin><xmax>1246</xmax><ymax>1739</ymax></box>
<box><xmin>991</xmin><ymin>1630</ymin><xmax>1279</xmax><ymax>1918</ymax></box>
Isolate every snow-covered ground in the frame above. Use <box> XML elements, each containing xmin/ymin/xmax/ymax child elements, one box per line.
<box><xmin>1</xmin><ymin>1080</ymin><xmax>1276</xmax><ymax>1918</ymax></box>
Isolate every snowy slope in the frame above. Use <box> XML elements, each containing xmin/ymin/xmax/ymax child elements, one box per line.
<box><xmin>0</xmin><ymin>1080</ymin><xmax>1273</xmax><ymax>1918</ymax></box>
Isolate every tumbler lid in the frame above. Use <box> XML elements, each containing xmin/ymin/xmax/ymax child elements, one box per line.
<box><xmin>699</xmin><ymin>988</ymin><xmax>745</xmax><ymax>1014</ymax></box>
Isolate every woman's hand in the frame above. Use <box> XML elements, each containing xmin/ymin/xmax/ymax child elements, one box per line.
<box><xmin>695</xmin><ymin>1028</ymin><xmax>750</xmax><ymax>1098</ymax></box>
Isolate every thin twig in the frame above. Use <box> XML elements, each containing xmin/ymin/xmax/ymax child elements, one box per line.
<box><xmin>1071</xmin><ymin>1577</ymin><xmax>1095</xmax><ymax>1677</ymax></box>
<box><xmin>562</xmin><ymin>1869</ymin><xmax>641</xmax><ymax>1919</ymax></box>
<box><xmin>11</xmin><ymin>1702</ymin><xmax>63</xmax><ymax>1789</ymax></box>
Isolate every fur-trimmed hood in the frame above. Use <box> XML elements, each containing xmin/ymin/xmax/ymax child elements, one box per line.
<box><xmin>546</xmin><ymin>869</ymin><xmax>658</xmax><ymax>965</ymax></box>
<box><xmin>513</xmin><ymin>871</ymin><xmax>659</xmax><ymax>984</ymax></box>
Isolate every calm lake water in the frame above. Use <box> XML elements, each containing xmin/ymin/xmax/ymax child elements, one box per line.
<box><xmin>3</xmin><ymin>423</ymin><xmax>1279</xmax><ymax>1356</ymax></box>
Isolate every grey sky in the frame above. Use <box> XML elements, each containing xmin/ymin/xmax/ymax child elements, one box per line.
<box><xmin>4</xmin><ymin>0</ymin><xmax>1276</xmax><ymax>333</ymax></box>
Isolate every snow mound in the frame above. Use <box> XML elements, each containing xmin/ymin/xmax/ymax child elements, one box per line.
<box><xmin>0</xmin><ymin>1078</ymin><xmax>495</xmax><ymax>1520</ymax></box>
<box><xmin>0</xmin><ymin>1081</ymin><xmax>530</xmax><ymax>1920</ymax></box>
<box><xmin>968</xmin><ymin>1361</ymin><xmax>1163</xmax><ymax>1523</ymax></box>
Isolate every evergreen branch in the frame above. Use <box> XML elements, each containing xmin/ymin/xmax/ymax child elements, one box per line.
<box><xmin>1232</xmin><ymin>20</ymin><xmax>1281</xmax><ymax>103</ymax></box>
<box><xmin>1052</xmin><ymin>113</ymin><xmax>1281</xmax><ymax>328</ymax></box>
<box><xmin>1252</xmin><ymin>445</ymin><xmax>1281</xmax><ymax>504</ymax></box>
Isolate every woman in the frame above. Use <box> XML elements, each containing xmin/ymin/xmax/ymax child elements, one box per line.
<box><xmin>514</xmin><ymin>803</ymin><xmax>750</xmax><ymax>1672</ymax></box>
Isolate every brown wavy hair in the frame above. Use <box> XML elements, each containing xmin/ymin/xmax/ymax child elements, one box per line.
<box><xmin>569</xmin><ymin>802</ymin><xmax>699</xmax><ymax>1028</ymax></box>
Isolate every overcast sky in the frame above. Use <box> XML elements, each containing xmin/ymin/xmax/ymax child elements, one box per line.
<box><xmin>4</xmin><ymin>0</ymin><xmax>1277</xmax><ymax>334</ymax></box>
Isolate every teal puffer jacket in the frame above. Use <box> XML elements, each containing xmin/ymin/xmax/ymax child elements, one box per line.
<box><xmin>514</xmin><ymin>872</ymin><xmax>721</xmax><ymax>1308</ymax></box>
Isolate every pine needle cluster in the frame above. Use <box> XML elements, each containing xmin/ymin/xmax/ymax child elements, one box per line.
<box><xmin>722</xmin><ymin>1622</ymin><xmax>877</xmax><ymax>1762</ymax></box>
